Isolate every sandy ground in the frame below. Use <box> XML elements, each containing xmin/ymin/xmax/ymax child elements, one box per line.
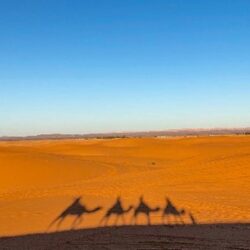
<box><xmin>0</xmin><ymin>136</ymin><xmax>250</xmax><ymax>245</ymax></box>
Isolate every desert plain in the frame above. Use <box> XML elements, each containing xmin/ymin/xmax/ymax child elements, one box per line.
<box><xmin>0</xmin><ymin>135</ymin><xmax>250</xmax><ymax>248</ymax></box>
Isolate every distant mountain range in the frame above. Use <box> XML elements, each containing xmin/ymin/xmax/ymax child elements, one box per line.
<box><xmin>1</xmin><ymin>128</ymin><xmax>250</xmax><ymax>141</ymax></box>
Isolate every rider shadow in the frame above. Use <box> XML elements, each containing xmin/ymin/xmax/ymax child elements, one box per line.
<box><xmin>131</xmin><ymin>196</ymin><xmax>160</xmax><ymax>225</ymax></box>
<box><xmin>162</xmin><ymin>197</ymin><xmax>197</xmax><ymax>225</ymax></box>
<box><xmin>99</xmin><ymin>196</ymin><xmax>133</xmax><ymax>226</ymax></box>
<box><xmin>100</xmin><ymin>196</ymin><xmax>196</xmax><ymax>227</ymax></box>
<box><xmin>47</xmin><ymin>196</ymin><xmax>197</xmax><ymax>231</ymax></box>
<box><xmin>47</xmin><ymin>196</ymin><xmax>102</xmax><ymax>231</ymax></box>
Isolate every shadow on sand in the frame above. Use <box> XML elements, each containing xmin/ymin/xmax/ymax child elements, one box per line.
<box><xmin>47</xmin><ymin>196</ymin><xmax>102</xmax><ymax>231</ymax></box>
<box><xmin>1</xmin><ymin>223</ymin><xmax>250</xmax><ymax>249</ymax></box>
<box><xmin>3</xmin><ymin>197</ymin><xmax>247</xmax><ymax>249</ymax></box>
<box><xmin>47</xmin><ymin>196</ymin><xmax>197</xmax><ymax>231</ymax></box>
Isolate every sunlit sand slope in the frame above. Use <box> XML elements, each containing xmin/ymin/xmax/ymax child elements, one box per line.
<box><xmin>0</xmin><ymin>136</ymin><xmax>249</xmax><ymax>236</ymax></box>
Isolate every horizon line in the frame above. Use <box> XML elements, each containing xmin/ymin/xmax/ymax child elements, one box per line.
<box><xmin>1</xmin><ymin>126</ymin><xmax>250</xmax><ymax>141</ymax></box>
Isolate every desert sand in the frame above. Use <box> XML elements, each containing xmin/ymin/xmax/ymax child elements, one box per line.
<box><xmin>0</xmin><ymin>136</ymin><xmax>250</xmax><ymax>248</ymax></box>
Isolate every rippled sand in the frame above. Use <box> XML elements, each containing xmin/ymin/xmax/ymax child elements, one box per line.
<box><xmin>0</xmin><ymin>136</ymin><xmax>250</xmax><ymax>236</ymax></box>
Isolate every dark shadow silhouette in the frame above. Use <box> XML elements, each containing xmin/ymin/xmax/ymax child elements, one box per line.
<box><xmin>162</xmin><ymin>197</ymin><xmax>186</xmax><ymax>225</ymax></box>
<box><xmin>189</xmin><ymin>212</ymin><xmax>197</xmax><ymax>225</ymax></box>
<box><xmin>132</xmin><ymin>196</ymin><xmax>160</xmax><ymax>225</ymax></box>
<box><xmin>2</xmin><ymin>224</ymin><xmax>250</xmax><ymax>250</ymax></box>
<box><xmin>100</xmin><ymin>196</ymin><xmax>133</xmax><ymax>226</ymax></box>
<box><xmin>47</xmin><ymin>197</ymin><xmax>102</xmax><ymax>230</ymax></box>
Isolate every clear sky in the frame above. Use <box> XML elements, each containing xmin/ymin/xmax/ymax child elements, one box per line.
<box><xmin>0</xmin><ymin>0</ymin><xmax>250</xmax><ymax>136</ymax></box>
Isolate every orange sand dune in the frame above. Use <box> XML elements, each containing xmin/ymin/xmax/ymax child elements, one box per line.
<box><xmin>0</xmin><ymin>136</ymin><xmax>250</xmax><ymax>236</ymax></box>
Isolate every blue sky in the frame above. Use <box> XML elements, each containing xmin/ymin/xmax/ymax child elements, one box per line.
<box><xmin>0</xmin><ymin>0</ymin><xmax>250</xmax><ymax>136</ymax></box>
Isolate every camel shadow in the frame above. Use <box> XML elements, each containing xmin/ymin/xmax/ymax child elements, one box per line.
<box><xmin>48</xmin><ymin>196</ymin><xmax>197</xmax><ymax>231</ymax></box>
<box><xmin>99</xmin><ymin>196</ymin><xmax>133</xmax><ymax>226</ymax></box>
<box><xmin>132</xmin><ymin>196</ymin><xmax>160</xmax><ymax>225</ymax></box>
<box><xmin>47</xmin><ymin>196</ymin><xmax>102</xmax><ymax>231</ymax></box>
<box><xmin>162</xmin><ymin>197</ymin><xmax>197</xmax><ymax>225</ymax></box>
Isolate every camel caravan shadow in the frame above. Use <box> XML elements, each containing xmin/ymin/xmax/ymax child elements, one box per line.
<box><xmin>48</xmin><ymin>196</ymin><xmax>197</xmax><ymax>231</ymax></box>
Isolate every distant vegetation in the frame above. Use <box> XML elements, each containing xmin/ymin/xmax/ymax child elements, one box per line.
<box><xmin>1</xmin><ymin>128</ymin><xmax>250</xmax><ymax>141</ymax></box>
